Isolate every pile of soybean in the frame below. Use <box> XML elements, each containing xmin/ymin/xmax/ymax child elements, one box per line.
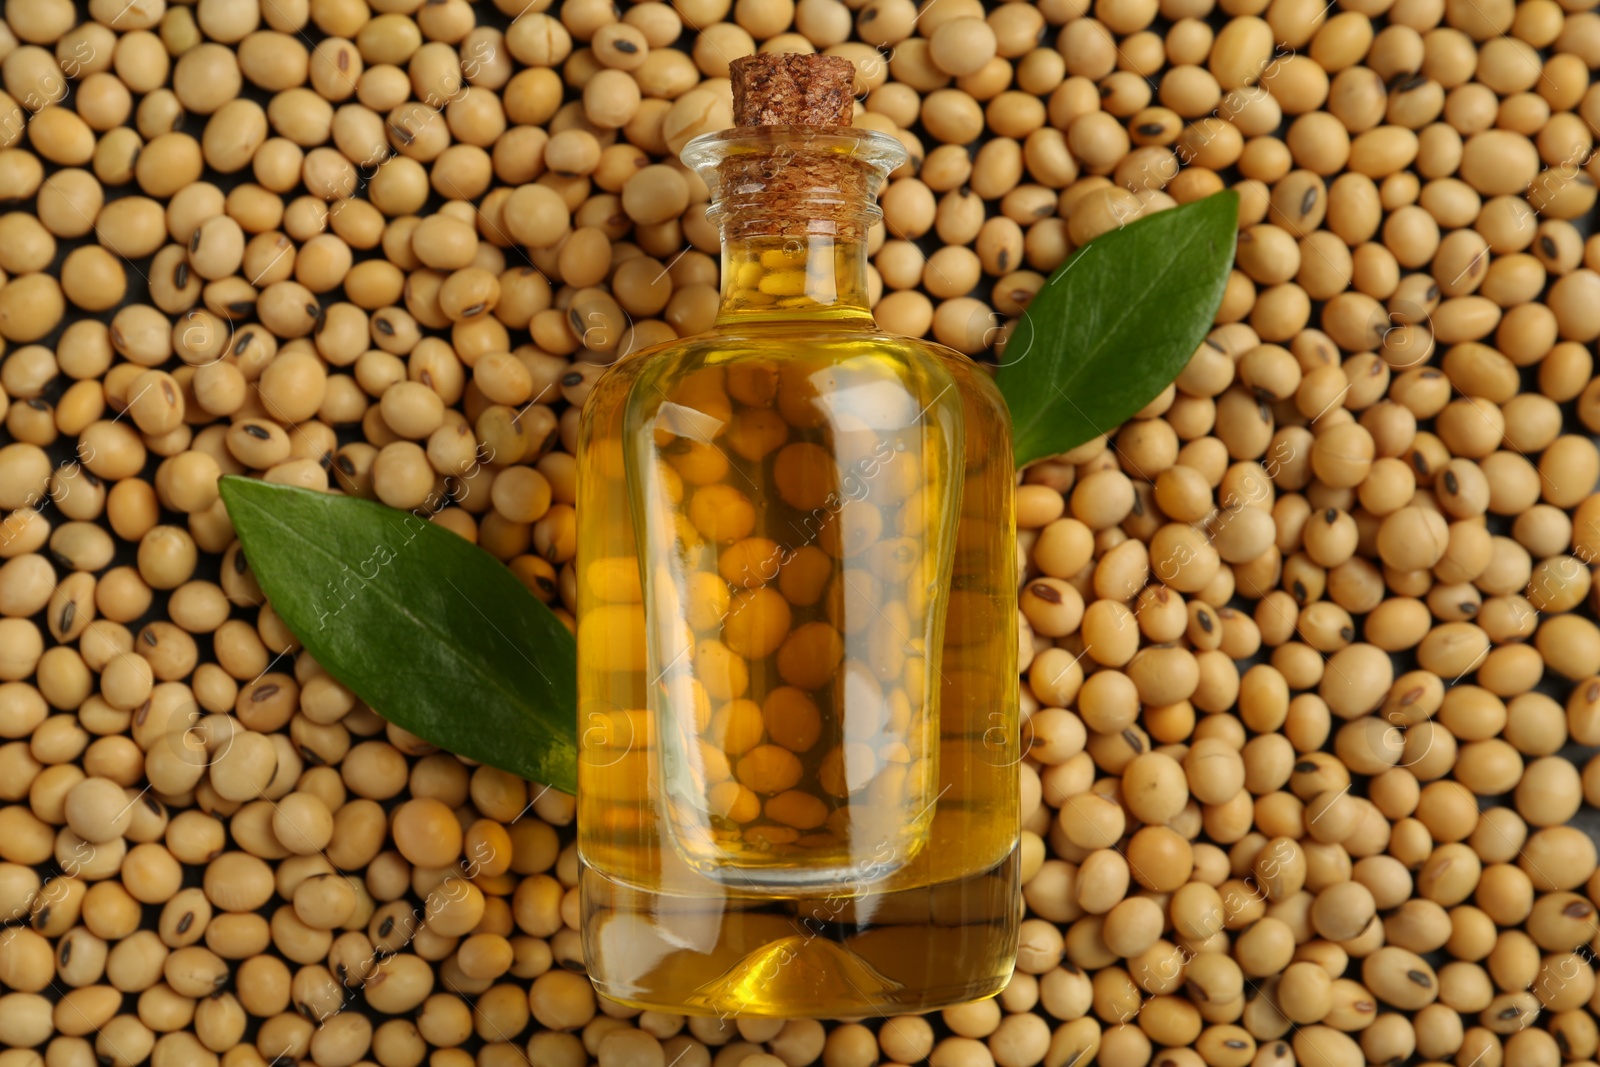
<box><xmin>1</xmin><ymin>0</ymin><xmax>1600</xmax><ymax>1065</ymax></box>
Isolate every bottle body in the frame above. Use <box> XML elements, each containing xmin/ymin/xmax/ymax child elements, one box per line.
<box><xmin>576</xmin><ymin>322</ymin><xmax>1019</xmax><ymax>1015</ymax></box>
<box><xmin>575</xmin><ymin>122</ymin><xmax>1019</xmax><ymax>1017</ymax></box>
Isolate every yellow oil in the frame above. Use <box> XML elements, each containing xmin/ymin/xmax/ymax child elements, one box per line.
<box><xmin>575</xmin><ymin>146</ymin><xmax>1019</xmax><ymax>1016</ymax></box>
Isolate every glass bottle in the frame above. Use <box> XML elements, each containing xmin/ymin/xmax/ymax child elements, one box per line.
<box><xmin>575</xmin><ymin>53</ymin><xmax>1019</xmax><ymax>1017</ymax></box>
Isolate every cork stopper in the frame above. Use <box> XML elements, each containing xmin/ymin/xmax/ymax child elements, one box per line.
<box><xmin>689</xmin><ymin>55</ymin><xmax>902</xmax><ymax>242</ymax></box>
<box><xmin>730</xmin><ymin>54</ymin><xmax>856</xmax><ymax>127</ymax></box>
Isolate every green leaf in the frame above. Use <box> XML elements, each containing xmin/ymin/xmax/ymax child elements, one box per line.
<box><xmin>218</xmin><ymin>477</ymin><xmax>578</xmax><ymax>793</ymax></box>
<box><xmin>997</xmin><ymin>191</ymin><xmax>1240</xmax><ymax>468</ymax></box>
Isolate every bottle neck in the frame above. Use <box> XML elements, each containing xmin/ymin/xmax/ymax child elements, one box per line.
<box><xmin>716</xmin><ymin>227</ymin><xmax>874</xmax><ymax>325</ymax></box>
<box><xmin>681</xmin><ymin>126</ymin><xmax>908</xmax><ymax>330</ymax></box>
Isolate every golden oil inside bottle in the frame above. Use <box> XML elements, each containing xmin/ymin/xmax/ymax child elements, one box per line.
<box><xmin>575</xmin><ymin>126</ymin><xmax>1019</xmax><ymax>1017</ymax></box>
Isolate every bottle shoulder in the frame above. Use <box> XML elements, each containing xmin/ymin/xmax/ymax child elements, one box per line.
<box><xmin>581</xmin><ymin>325</ymin><xmax>1011</xmax><ymax>433</ymax></box>
<box><xmin>605</xmin><ymin>324</ymin><xmax>1005</xmax><ymax>379</ymax></box>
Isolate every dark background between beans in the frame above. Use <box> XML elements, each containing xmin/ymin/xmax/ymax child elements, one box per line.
<box><xmin>2</xmin><ymin>0</ymin><xmax>1600</xmax><ymax>1064</ymax></box>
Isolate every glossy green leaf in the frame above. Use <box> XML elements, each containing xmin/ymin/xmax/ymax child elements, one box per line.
<box><xmin>219</xmin><ymin>477</ymin><xmax>578</xmax><ymax>792</ymax></box>
<box><xmin>997</xmin><ymin>191</ymin><xmax>1240</xmax><ymax>468</ymax></box>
